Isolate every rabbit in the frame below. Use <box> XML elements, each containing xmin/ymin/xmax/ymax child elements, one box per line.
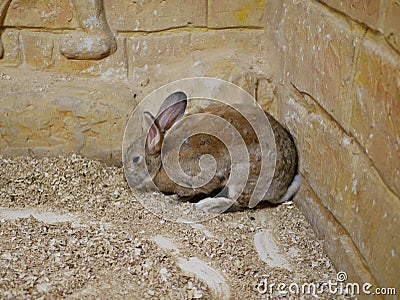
<box><xmin>124</xmin><ymin>91</ymin><xmax>302</xmax><ymax>213</ymax></box>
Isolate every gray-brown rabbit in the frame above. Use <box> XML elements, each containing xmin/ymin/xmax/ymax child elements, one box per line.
<box><xmin>124</xmin><ymin>91</ymin><xmax>301</xmax><ymax>213</ymax></box>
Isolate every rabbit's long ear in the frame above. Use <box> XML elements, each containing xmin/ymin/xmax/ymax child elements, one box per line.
<box><xmin>156</xmin><ymin>91</ymin><xmax>187</xmax><ymax>131</ymax></box>
<box><xmin>143</xmin><ymin>111</ymin><xmax>162</xmax><ymax>154</ymax></box>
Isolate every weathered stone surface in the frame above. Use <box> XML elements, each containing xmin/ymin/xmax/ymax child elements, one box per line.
<box><xmin>2</xmin><ymin>0</ymin><xmax>265</xmax><ymax>31</ymax></box>
<box><xmin>208</xmin><ymin>0</ymin><xmax>266</xmax><ymax>28</ymax></box>
<box><xmin>0</xmin><ymin>69</ymin><xmax>135</xmax><ymax>165</ymax></box>
<box><xmin>20</xmin><ymin>31</ymin><xmax>55</xmax><ymax>70</ymax></box>
<box><xmin>287</xmin><ymin>0</ymin><xmax>362</xmax><ymax>131</ymax></box>
<box><xmin>255</xmin><ymin>76</ymin><xmax>275</xmax><ymax>114</ymax></box>
<box><xmin>3</xmin><ymin>0</ymin><xmax>208</xmax><ymax>33</ymax></box>
<box><xmin>4</xmin><ymin>0</ymin><xmax>77</xmax><ymax>29</ymax></box>
<box><xmin>127</xmin><ymin>30</ymin><xmax>268</xmax><ymax>97</ymax></box>
<box><xmin>264</xmin><ymin>0</ymin><xmax>288</xmax><ymax>85</ymax></box>
<box><xmin>267</xmin><ymin>0</ymin><xmax>400</xmax><ymax>291</ymax></box>
<box><xmin>294</xmin><ymin>180</ymin><xmax>378</xmax><ymax>293</ymax></box>
<box><xmin>0</xmin><ymin>29</ymin><xmax>21</xmax><ymax>67</ymax></box>
<box><xmin>352</xmin><ymin>33</ymin><xmax>400</xmax><ymax>196</ymax></box>
<box><xmin>128</xmin><ymin>30</ymin><xmax>265</xmax><ymax>68</ymax></box>
<box><xmin>56</xmin><ymin>35</ymin><xmax>128</xmax><ymax>80</ymax></box>
<box><xmin>265</xmin><ymin>0</ymin><xmax>364</xmax><ymax>131</ymax></box>
<box><xmin>5</xmin><ymin>30</ymin><xmax>128</xmax><ymax>78</ymax></box>
<box><xmin>318</xmin><ymin>0</ymin><xmax>386</xmax><ymax>32</ymax></box>
<box><xmin>281</xmin><ymin>85</ymin><xmax>400</xmax><ymax>291</ymax></box>
<box><xmin>129</xmin><ymin>32</ymin><xmax>191</xmax><ymax>69</ymax></box>
<box><xmin>384</xmin><ymin>0</ymin><xmax>400</xmax><ymax>53</ymax></box>
<box><xmin>105</xmin><ymin>0</ymin><xmax>207</xmax><ymax>32</ymax></box>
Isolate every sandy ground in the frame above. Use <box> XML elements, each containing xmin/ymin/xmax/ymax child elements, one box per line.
<box><xmin>0</xmin><ymin>155</ymin><xmax>349</xmax><ymax>299</ymax></box>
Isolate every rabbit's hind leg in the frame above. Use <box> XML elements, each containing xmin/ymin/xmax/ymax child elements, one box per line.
<box><xmin>194</xmin><ymin>197</ymin><xmax>236</xmax><ymax>213</ymax></box>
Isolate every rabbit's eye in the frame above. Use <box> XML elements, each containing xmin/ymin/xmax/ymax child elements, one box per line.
<box><xmin>131</xmin><ymin>156</ymin><xmax>142</xmax><ymax>165</ymax></box>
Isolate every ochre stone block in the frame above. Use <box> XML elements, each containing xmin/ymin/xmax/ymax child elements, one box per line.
<box><xmin>55</xmin><ymin>35</ymin><xmax>128</xmax><ymax>80</ymax></box>
<box><xmin>129</xmin><ymin>33</ymin><xmax>191</xmax><ymax>68</ymax></box>
<box><xmin>15</xmin><ymin>31</ymin><xmax>128</xmax><ymax>78</ymax></box>
<box><xmin>20</xmin><ymin>31</ymin><xmax>55</xmax><ymax>71</ymax></box>
<box><xmin>105</xmin><ymin>0</ymin><xmax>207</xmax><ymax>31</ymax></box>
<box><xmin>286</xmin><ymin>0</ymin><xmax>361</xmax><ymax>131</ymax></box>
<box><xmin>264</xmin><ymin>0</ymin><xmax>288</xmax><ymax>85</ymax></box>
<box><xmin>0</xmin><ymin>29</ymin><xmax>21</xmax><ymax>67</ymax></box>
<box><xmin>281</xmin><ymin>85</ymin><xmax>400</xmax><ymax>291</ymax></box>
<box><xmin>190</xmin><ymin>30</ymin><xmax>265</xmax><ymax>53</ymax></box>
<box><xmin>0</xmin><ymin>69</ymin><xmax>134</xmax><ymax>165</ymax></box>
<box><xmin>352</xmin><ymin>33</ymin><xmax>400</xmax><ymax>196</ymax></box>
<box><xmin>256</xmin><ymin>76</ymin><xmax>275</xmax><ymax>113</ymax></box>
<box><xmin>127</xmin><ymin>30</ymin><xmax>267</xmax><ymax>96</ymax></box>
<box><xmin>4</xmin><ymin>0</ymin><xmax>77</xmax><ymax>29</ymax></box>
<box><xmin>208</xmin><ymin>0</ymin><xmax>266</xmax><ymax>28</ymax></box>
<box><xmin>384</xmin><ymin>0</ymin><xmax>400</xmax><ymax>53</ymax></box>
<box><xmin>19</xmin><ymin>30</ymin><xmax>92</xmax><ymax>72</ymax></box>
<box><xmin>1</xmin><ymin>0</ymin><xmax>205</xmax><ymax>36</ymax></box>
<box><xmin>318</xmin><ymin>0</ymin><xmax>385</xmax><ymax>32</ymax></box>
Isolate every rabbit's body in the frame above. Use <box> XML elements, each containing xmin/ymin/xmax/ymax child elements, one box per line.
<box><xmin>124</xmin><ymin>92</ymin><xmax>301</xmax><ymax>213</ymax></box>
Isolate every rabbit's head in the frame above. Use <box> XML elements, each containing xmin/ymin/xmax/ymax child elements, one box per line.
<box><xmin>124</xmin><ymin>92</ymin><xmax>187</xmax><ymax>191</ymax></box>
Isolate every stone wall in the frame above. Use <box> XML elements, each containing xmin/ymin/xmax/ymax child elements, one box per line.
<box><xmin>0</xmin><ymin>0</ymin><xmax>399</xmax><ymax>295</ymax></box>
<box><xmin>265</xmin><ymin>0</ymin><xmax>399</xmax><ymax>294</ymax></box>
<box><xmin>0</xmin><ymin>0</ymin><xmax>271</xmax><ymax>164</ymax></box>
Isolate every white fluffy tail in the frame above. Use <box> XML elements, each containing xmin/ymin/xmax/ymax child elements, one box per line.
<box><xmin>278</xmin><ymin>175</ymin><xmax>302</xmax><ymax>203</ymax></box>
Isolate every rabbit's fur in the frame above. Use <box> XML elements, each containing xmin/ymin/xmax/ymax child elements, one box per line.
<box><xmin>124</xmin><ymin>91</ymin><xmax>301</xmax><ymax>213</ymax></box>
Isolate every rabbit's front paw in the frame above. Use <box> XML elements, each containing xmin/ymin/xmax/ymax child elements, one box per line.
<box><xmin>194</xmin><ymin>197</ymin><xmax>236</xmax><ymax>213</ymax></box>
